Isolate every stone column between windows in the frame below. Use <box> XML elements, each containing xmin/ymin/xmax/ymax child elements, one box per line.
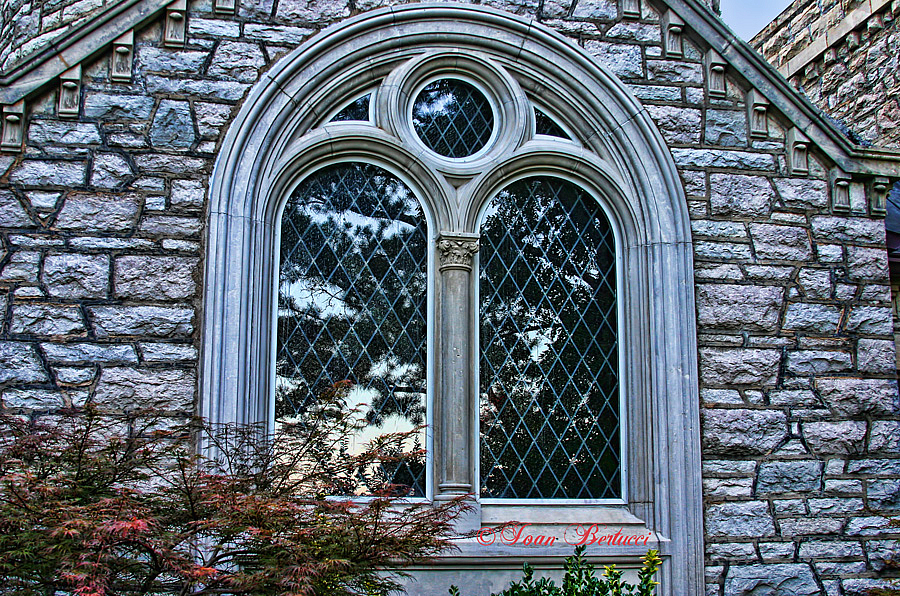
<box><xmin>435</xmin><ymin>233</ymin><xmax>479</xmax><ymax>499</ymax></box>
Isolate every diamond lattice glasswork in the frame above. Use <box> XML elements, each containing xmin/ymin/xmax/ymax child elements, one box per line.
<box><xmin>412</xmin><ymin>78</ymin><xmax>494</xmax><ymax>158</ymax></box>
<box><xmin>331</xmin><ymin>94</ymin><xmax>371</xmax><ymax>122</ymax></box>
<box><xmin>534</xmin><ymin>107</ymin><xmax>569</xmax><ymax>139</ymax></box>
<box><xmin>277</xmin><ymin>162</ymin><xmax>428</xmax><ymax>496</ymax></box>
<box><xmin>479</xmin><ymin>176</ymin><xmax>620</xmax><ymax>499</ymax></box>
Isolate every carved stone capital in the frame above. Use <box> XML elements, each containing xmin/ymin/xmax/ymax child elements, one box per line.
<box><xmin>437</xmin><ymin>233</ymin><xmax>479</xmax><ymax>271</ymax></box>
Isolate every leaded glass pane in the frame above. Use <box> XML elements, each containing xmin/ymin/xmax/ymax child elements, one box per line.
<box><xmin>412</xmin><ymin>78</ymin><xmax>494</xmax><ymax>158</ymax></box>
<box><xmin>479</xmin><ymin>176</ymin><xmax>620</xmax><ymax>499</ymax></box>
<box><xmin>277</xmin><ymin>162</ymin><xmax>428</xmax><ymax>496</ymax></box>
<box><xmin>331</xmin><ymin>94</ymin><xmax>371</xmax><ymax>122</ymax></box>
<box><xmin>534</xmin><ymin>107</ymin><xmax>570</xmax><ymax>139</ymax></box>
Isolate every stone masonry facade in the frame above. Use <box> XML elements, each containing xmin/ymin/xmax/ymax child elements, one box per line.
<box><xmin>753</xmin><ymin>0</ymin><xmax>900</xmax><ymax>150</ymax></box>
<box><xmin>1</xmin><ymin>0</ymin><xmax>899</xmax><ymax>595</ymax></box>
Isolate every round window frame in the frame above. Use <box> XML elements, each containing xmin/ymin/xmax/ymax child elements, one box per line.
<box><xmin>376</xmin><ymin>50</ymin><xmax>531</xmax><ymax>178</ymax></box>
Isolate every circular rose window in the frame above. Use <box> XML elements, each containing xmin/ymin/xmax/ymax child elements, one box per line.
<box><xmin>412</xmin><ymin>78</ymin><xmax>495</xmax><ymax>158</ymax></box>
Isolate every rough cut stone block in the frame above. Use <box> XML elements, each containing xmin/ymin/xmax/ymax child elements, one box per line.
<box><xmin>845</xmin><ymin>306</ymin><xmax>893</xmax><ymax>335</ymax></box>
<box><xmin>707</xmin><ymin>542</ymin><xmax>756</xmax><ymax>559</ymax></box>
<box><xmin>28</xmin><ymin>121</ymin><xmax>101</xmax><ymax>145</ymax></box>
<box><xmin>92</xmin><ymin>367</ymin><xmax>195</xmax><ymax>412</ymax></box>
<box><xmin>803</xmin><ymin>420</ymin><xmax>866</xmax><ymax>455</ymax></box>
<box><xmin>773</xmin><ymin>178</ymin><xmax>828</xmax><ymax>210</ymax></box>
<box><xmin>209</xmin><ymin>41</ymin><xmax>266</xmax><ymax>83</ymax></box>
<box><xmin>782</xmin><ymin>302</ymin><xmax>842</xmax><ymax>334</ymax></box>
<box><xmin>0</xmin><ymin>191</ymin><xmax>34</xmax><ymax>227</ymax></box>
<box><xmin>10</xmin><ymin>160</ymin><xmax>86</xmax><ymax>188</ymax></box>
<box><xmin>696</xmin><ymin>284</ymin><xmax>782</xmax><ymax>331</ymax></box>
<box><xmin>810</xmin><ymin>216</ymin><xmax>885</xmax><ymax>244</ymax></box>
<box><xmin>647</xmin><ymin>60</ymin><xmax>703</xmax><ymax>84</ymax></box>
<box><xmin>571</xmin><ymin>0</ymin><xmax>616</xmax><ymax>18</ymax></box>
<box><xmin>815</xmin><ymin>378</ymin><xmax>899</xmax><ymax>417</ymax></box>
<box><xmin>90</xmin><ymin>153</ymin><xmax>133</xmax><ymax>189</ymax></box>
<box><xmin>675</xmin><ymin>149</ymin><xmax>775</xmax><ymax>171</ymax></box>
<box><xmin>195</xmin><ymin>102</ymin><xmax>234</xmax><ymax>139</ymax></box>
<box><xmin>42</xmin><ymin>342</ymin><xmax>137</xmax><ymax>364</ymax></box>
<box><xmin>797</xmin><ymin>268</ymin><xmax>831</xmax><ymax>299</ymax></box>
<box><xmin>138</xmin><ymin>47</ymin><xmax>209</xmax><ymax>73</ymax></box>
<box><xmin>10</xmin><ymin>303</ymin><xmax>86</xmax><ymax>337</ymax></box>
<box><xmin>145</xmin><ymin>76</ymin><xmax>250</xmax><ymax>101</ymax></box>
<box><xmin>189</xmin><ymin>18</ymin><xmax>241</xmax><ymax>38</ymax></box>
<box><xmin>0</xmin><ymin>341</ymin><xmax>49</xmax><ymax>383</ymax></box>
<box><xmin>779</xmin><ymin>517</ymin><xmax>843</xmax><ymax>535</ymax></box>
<box><xmin>705</xmin><ymin>109</ymin><xmax>748</xmax><ymax>147</ymax></box>
<box><xmin>55</xmin><ymin>193</ymin><xmax>141</xmax><ymax>232</ymax></box>
<box><xmin>115</xmin><ymin>256</ymin><xmax>198</xmax><ymax>300</ymax></box>
<box><xmin>140</xmin><ymin>343</ymin><xmax>198</xmax><ymax>362</ymax></box>
<box><xmin>868</xmin><ymin>479</ymin><xmax>900</xmax><ymax>511</ymax></box>
<box><xmin>584</xmin><ymin>41</ymin><xmax>642</xmax><ymax>78</ymax></box>
<box><xmin>134</xmin><ymin>154</ymin><xmax>206</xmax><ymax>174</ymax></box>
<box><xmin>785</xmin><ymin>350</ymin><xmax>852</xmax><ymax>375</ymax></box>
<box><xmin>724</xmin><ymin>563</ymin><xmax>818</xmax><ymax>596</ymax></box>
<box><xmin>700</xmin><ymin>347</ymin><xmax>781</xmax><ymax>385</ymax></box>
<box><xmin>138</xmin><ymin>216</ymin><xmax>202</xmax><ymax>237</ymax></box>
<box><xmin>243</xmin><ymin>23</ymin><xmax>314</xmax><ymax>45</ymax></box>
<box><xmin>807</xmin><ymin>498</ymin><xmax>865</xmax><ymax>515</ymax></box>
<box><xmin>150</xmin><ymin>100</ymin><xmax>195</xmax><ymax>149</ymax></box>
<box><xmin>702</xmin><ymin>408</ymin><xmax>787</xmax><ymax>455</ymax></box>
<box><xmin>83</xmin><ymin>93</ymin><xmax>155</xmax><ymax>120</ymax></box>
<box><xmin>703</xmin><ymin>460</ymin><xmax>758</xmax><ymax>476</ymax></box>
<box><xmin>704</xmin><ymin>477</ymin><xmax>753</xmax><ymax>498</ymax></box>
<box><xmin>709</xmin><ymin>174</ymin><xmax>774</xmax><ymax>216</ymax></box>
<box><xmin>847</xmin><ymin>246</ymin><xmax>889</xmax><ymax>281</ymax></box>
<box><xmin>42</xmin><ymin>253</ymin><xmax>109</xmax><ymax>299</ymax></box>
<box><xmin>694</xmin><ymin>241</ymin><xmax>752</xmax><ymax>260</ymax></box>
<box><xmin>1</xmin><ymin>389</ymin><xmax>64</xmax><ymax>409</ymax></box>
<box><xmin>645</xmin><ymin>105</ymin><xmax>702</xmax><ymax>144</ymax></box>
<box><xmin>89</xmin><ymin>305</ymin><xmax>194</xmax><ymax>338</ymax></box>
<box><xmin>605</xmin><ymin>21</ymin><xmax>660</xmax><ymax>42</ymax></box>
<box><xmin>749</xmin><ymin>223</ymin><xmax>812</xmax><ymax>261</ymax></box>
<box><xmin>869</xmin><ymin>420</ymin><xmax>900</xmax><ymax>452</ymax></box>
<box><xmin>706</xmin><ymin>501</ymin><xmax>775</xmax><ymax>538</ymax></box>
<box><xmin>866</xmin><ymin>540</ymin><xmax>900</xmax><ymax>571</ymax></box>
<box><xmin>276</xmin><ymin>0</ymin><xmax>349</xmax><ymax>23</ymax></box>
<box><xmin>847</xmin><ymin>459</ymin><xmax>900</xmax><ymax>475</ymax></box>
<box><xmin>756</xmin><ymin>460</ymin><xmax>823</xmax><ymax>494</ymax></box>
<box><xmin>171</xmin><ymin>179</ymin><xmax>206</xmax><ymax>209</ymax></box>
<box><xmin>690</xmin><ymin>220</ymin><xmax>746</xmax><ymax>238</ymax></box>
<box><xmin>845</xmin><ymin>516</ymin><xmax>892</xmax><ymax>536</ymax></box>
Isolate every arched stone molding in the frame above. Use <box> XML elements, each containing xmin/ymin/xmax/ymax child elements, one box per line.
<box><xmin>202</xmin><ymin>4</ymin><xmax>702</xmax><ymax>594</ymax></box>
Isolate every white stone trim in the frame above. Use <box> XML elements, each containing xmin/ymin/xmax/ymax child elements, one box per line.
<box><xmin>202</xmin><ymin>5</ymin><xmax>703</xmax><ymax>594</ymax></box>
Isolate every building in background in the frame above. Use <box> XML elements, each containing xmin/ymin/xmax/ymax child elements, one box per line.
<box><xmin>1</xmin><ymin>0</ymin><xmax>900</xmax><ymax>594</ymax></box>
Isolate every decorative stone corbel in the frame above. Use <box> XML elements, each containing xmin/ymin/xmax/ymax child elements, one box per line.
<box><xmin>662</xmin><ymin>10</ymin><xmax>685</xmax><ymax>58</ymax></box>
<box><xmin>746</xmin><ymin>89</ymin><xmax>769</xmax><ymax>139</ymax></box>
<box><xmin>868</xmin><ymin>12</ymin><xmax>884</xmax><ymax>32</ymax></box>
<box><xmin>830</xmin><ymin>168</ymin><xmax>851</xmax><ymax>212</ymax></box>
<box><xmin>1</xmin><ymin>101</ymin><xmax>25</xmax><ymax>152</ymax></box>
<box><xmin>110</xmin><ymin>30</ymin><xmax>134</xmax><ymax>83</ymax></box>
<box><xmin>58</xmin><ymin>64</ymin><xmax>81</xmax><ymax>119</ymax></box>
<box><xmin>620</xmin><ymin>0</ymin><xmax>640</xmax><ymax>18</ymax></box>
<box><xmin>786</xmin><ymin>127</ymin><xmax>810</xmax><ymax>175</ymax></box>
<box><xmin>824</xmin><ymin>47</ymin><xmax>837</xmax><ymax>64</ymax></box>
<box><xmin>215</xmin><ymin>0</ymin><xmax>236</xmax><ymax>13</ymax></box>
<box><xmin>706</xmin><ymin>49</ymin><xmax>727</xmax><ymax>98</ymax></box>
<box><xmin>164</xmin><ymin>0</ymin><xmax>187</xmax><ymax>48</ymax></box>
<box><xmin>871</xmin><ymin>177</ymin><xmax>890</xmax><ymax>216</ymax></box>
<box><xmin>438</xmin><ymin>234</ymin><xmax>480</xmax><ymax>272</ymax></box>
<box><xmin>847</xmin><ymin>30</ymin><xmax>860</xmax><ymax>50</ymax></box>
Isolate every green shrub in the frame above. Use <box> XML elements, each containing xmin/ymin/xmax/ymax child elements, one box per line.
<box><xmin>449</xmin><ymin>546</ymin><xmax>662</xmax><ymax>596</ymax></box>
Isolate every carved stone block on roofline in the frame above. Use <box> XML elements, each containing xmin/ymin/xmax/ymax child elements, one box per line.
<box><xmin>706</xmin><ymin>49</ymin><xmax>727</xmax><ymax>98</ymax></box>
<box><xmin>1</xmin><ymin>101</ymin><xmax>25</xmax><ymax>152</ymax></box>
<box><xmin>620</xmin><ymin>0</ymin><xmax>640</xmax><ymax>18</ymax></box>
<box><xmin>111</xmin><ymin>30</ymin><xmax>134</xmax><ymax>83</ymax></box>
<box><xmin>746</xmin><ymin>90</ymin><xmax>769</xmax><ymax>139</ymax></box>
<box><xmin>663</xmin><ymin>10</ymin><xmax>685</xmax><ymax>58</ymax></box>
<box><xmin>215</xmin><ymin>0</ymin><xmax>236</xmax><ymax>13</ymax></box>
<box><xmin>829</xmin><ymin>168</ymin><xmax>851</xmax><ymax>213</ymax></box>
<box><xmin>164</xmin><ymin>0</ymin><xmax>187</xmax><ymax>48</ymax></box>
<box><xmin>438</xmin><ymin>234</ymin><xmax>479</xmax><ymax>272</ymax></box>
<box><xmin>786</xmin><ymin>127</ymin><xmax>810</xmax><ymax>176</ymax></box>
<box><xmin>58</xmin><ymin>65</ymin><xmax>81</xmax><ymax>119</ymax></box>
<box><xmin>871</xmin><ymin>178</ymin><xmax>890</xmax><ymax>217</ymax></box>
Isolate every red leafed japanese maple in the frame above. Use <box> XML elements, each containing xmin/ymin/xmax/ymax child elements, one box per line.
<box><xmin>0</xmin><ymin>385</ymin><xmax>468</xmax><ymax>596</ymax></box>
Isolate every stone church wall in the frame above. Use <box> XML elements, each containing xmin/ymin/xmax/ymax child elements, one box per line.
<box><xmin>0</xmin><ymin>0</ymin><xmax>898</xmax><ymax>594</ymax></box>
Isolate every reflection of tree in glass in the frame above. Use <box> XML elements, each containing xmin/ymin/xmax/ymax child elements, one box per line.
<box><xmin>277</xmin><ymin>162</ymin><xmax>427</xmax><ymax>495</ymax></box>
<box><xmin>479</xmin><ymin>177</ymin><xmax>620</xmax><ymax>500</ymax></box>
<box><xmin>412</xmin><ymin>78</ymin><xmax>494</xmax><ymax>158</ymax></box>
